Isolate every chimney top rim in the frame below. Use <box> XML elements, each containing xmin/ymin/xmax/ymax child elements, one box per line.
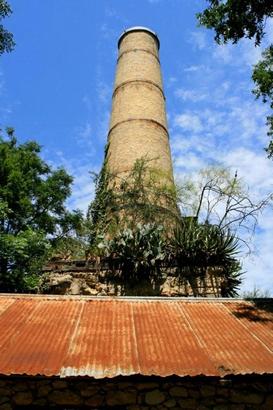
<box><xmin>118</xmin><ymin>26</ymin><xmax>160</xmax><ymax>49</ymax></box>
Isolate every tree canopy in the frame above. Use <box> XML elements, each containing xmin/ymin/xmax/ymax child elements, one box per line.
<box><xmin>0</xmin><ymin>0</ymin><xmax>15</xmax><ymax>55</ymax></box>
<box><xmin>197</xmin><ymin>0</ymin><xmax>273</xmax><ymax>158</ymax></box>
<box><xmin>0</xmin><ymin>128</ymin><xmax>82</xmax><ymax>291</ymax></box>
<box><xmin>197</xmin><ymin>0</ymin><xmax>273</xmax><ymax>46</ymax></box>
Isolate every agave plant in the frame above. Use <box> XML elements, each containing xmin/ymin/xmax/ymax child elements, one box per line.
<box><xmin>172</xmin><ymin>218</ymin><xmax>242</xmax><ymax>296</ymax></box>
<box><xmin>98</xmin><ymin>223</ymin><xmax>166</xmax><ymax>283</ymax></box>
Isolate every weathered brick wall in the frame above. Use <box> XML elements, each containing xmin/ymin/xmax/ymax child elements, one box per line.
<box><xmin>1</xmin><ymin>375</ymin><xmax>273</xmax><ymax>409</ymax></box>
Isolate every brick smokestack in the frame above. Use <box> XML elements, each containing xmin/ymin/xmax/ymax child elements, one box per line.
<box><xmin>106</xmin><ymin>26</ymin><xmax>175</xmax><ymax>185</ymax></box>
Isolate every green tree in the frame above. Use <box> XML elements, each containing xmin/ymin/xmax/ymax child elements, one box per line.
<box><xmin>0</xmin><ymin>128</ymin><xmax>82</xmax><ymax>292</ymax></box>
<box><xmin>197</xmin><ymin>1</ymin><xmax>273</xmax><ymax>46</ymax></box>
<box><xmin>0</xmin><ymin>0</ymin><xmax>15</xmax><ymax>55</ymax></box>
<box><xmin>197</xmin><ymin>0</ymin><xmax>273</xmax><ymax>158</ymax></box>
<box><xmin>252</xmin><ymin>46</ymin><xmax>273</xmax><ymax>158</ymax></box>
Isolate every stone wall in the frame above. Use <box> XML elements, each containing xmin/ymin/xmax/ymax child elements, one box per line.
<box><xmin>41</xmin><ymin>260</ymin><xmax>222</xmax><ymax>297</ymax></box>
<box><xmin>1</xmin><ymin>375</ymin><xmax>273</xmax><ymax>409</ymax></box>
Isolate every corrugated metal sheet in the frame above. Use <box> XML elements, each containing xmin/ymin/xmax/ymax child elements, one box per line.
<box><xmin>0</xmin><ymin>295</ymin><xmax>273</xmax><ymax>378</ymax></box>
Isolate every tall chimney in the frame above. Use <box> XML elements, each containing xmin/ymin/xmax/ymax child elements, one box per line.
<box><xmin>106</xmin><ymin>27</ymin><xmax>177</xmax><ymax>221</ymax></box>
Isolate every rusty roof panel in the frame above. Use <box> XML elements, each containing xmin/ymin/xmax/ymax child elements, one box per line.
<box><xmin>226</xmin><ymin>302</ymin><xmax>273</xmax><ymax>353</ymax></box>
<box><xmin>133</xmin><ymin>300</ymin><xmax>217</xmax><ymax>377</ymax></box>
<box><xmin>0</xmin><ymin>295</ymin><xmax>273</xmax><ymax>378</ymax></box>
<box><xmin>180</xmin><ymin>301</ymin><xmax>273</xmax><ymax>376</ymax></box>
<box><xmin>61</xmin><ymin>300</ymin><xmax>140</xmax><ymax>378</ymax></box>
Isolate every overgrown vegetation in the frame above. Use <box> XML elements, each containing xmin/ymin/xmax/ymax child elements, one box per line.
<box><xmin>86</xmin><ymin>143</ymin><xmax>115</xmax><ymax>247</ymax></box>
<box><xmin>87</xmin><ymin>155</ymin><xmax>180</xmax><ymax>242</ymax></box>
<box><xmin>98</xmin><ymin>223</ymin><xmax>166</xmax><ymax>285</ymax></box>
<box><xmin>86</xmin><ymin>157</ymin><xmax>248</xmax><ymax>296</ymax></box>
<box><xmin>95</xmin><ymin>217</ymin><xmax>242</xmax><ymax>296</ymax></box>
<box><xmin>1</xmin><ymin>132</ymin><xmax>266</xmax><ymax>297</ymax></box>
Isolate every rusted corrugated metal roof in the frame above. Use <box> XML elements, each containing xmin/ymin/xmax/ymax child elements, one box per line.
<box><xmin>0</xmin><ymin>295</ymin><xmax>273</xmax><ymax>378</ymax></box>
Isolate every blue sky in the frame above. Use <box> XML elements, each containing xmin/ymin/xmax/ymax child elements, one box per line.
<box><xmin>1</xmin><ymin>0</ymin><xmax>273</xmax><ymax>294</ymax></box>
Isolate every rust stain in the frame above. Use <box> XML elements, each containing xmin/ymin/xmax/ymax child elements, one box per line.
<box><xmin>0</xmin><ymin>295</ymin><xmax>273</xmax><ymax>378</ymax></box>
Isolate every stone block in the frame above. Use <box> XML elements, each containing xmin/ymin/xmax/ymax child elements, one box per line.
<box><xmin>229</xmin><ymin>405</ymin><xmax>245</xmax><ymax>410</ymax></box>
<box><xmin>145</xmin><ymin>389</ymin><xmax>166</xmax><ymax>405</ymax></box>
<box><xmin>0</xmin><ymin>389</ymin><xmax>10</xmax><ymax>397</ymax></box>
<box><xmin>49</xmin><ymin>390</ymin><xmax>82</xmax><ymax>405</ymax></box>
<box><xmin>262</xmin><ymin>394</ymin><xmax>273</xmax><ymax>408</ymax></box>
<box><xmin>169</xmin><ymin>386</ymin><xmax>188</xmax><ymax>397</ymax></box>
<box><xmin>136</xmin><ymin>382</ymin><xmax>159</xmax><ymax>390</ymax></box>
<box><xmin>37</xmin><ymin>384</ymin><xmax>52</xmax><ymax>397</ymax></box>
<box><xmin>32</xmin><ymin>398</ymin><xmax>47</xmax><ymax>406</ymax></box>
<box><xmin>13</xmin><ymin>392</ymin><xmax>33</xmax><ymax>406</ymax></box>
<box><xmin>52</xmin><ymin>380</ymin><xmax>68</xmax><ymax>389</ymax></box>
<box><xmin>106</xmin><ymin>390</ymin><xmax>137</xmax><ymax>406</ymax></box>
<box><xmin>178</xmin><ymin>398</ymin><xmax>197</xmax><ymax>408</ymax></box>
<box><xmin>202</xmin><ymin>398</ymin><xmax>217</xmax><ymax>406</ymax></box>
<box><xmin>117</xmin><ymin>382</ymin><xmax>134</xmax><ymax>389</ymax></box>
<box><xmin>212</xmin><ymin>405</ymin><xmax>230</xmax><ymax>410</ymax></box>
<box><xmin>165</xmin><ymin>398</ymin><xmax>177</xmax><ymax>407</ymax></box>
<box><xmin>13</xmin><ymin>382</ymin><xmax>28</xmax><ymax>392</ymax></box>
<box><xmin>37</xmin><ymin>379</ymin><xmax>51</xmax><ymax>385</ymax></box>
<box><xmin>128</xmin><ymin>406</ymin><xmax>149</xmax><ymax>410</ymax></box>
<box><xmin>0</xmin><ymin>398</ymin><xmax>8</xmax><ymax>406</ymax></box>
<box><xmin>0</xmin><ymin>404</ymin><xmax>12</xmax><ymax>410</ymax></box>
<box><xmin>230</xmin><ymin>391</ymin><xmax>263</xmax><ymax>404</ymax></box>
<box><xmin>216</xmin><ymin>387</ymin><xmax>229</xmax><ymax>397</ymax></box>
<box><xmin>85</xmin><ymin>394</ymin><xmax>104</xmax><ymax>406</ymax></box>
<box><xmin>76</xmin><ymin>381</ymin><xmax>98</xmax><ymax>390</ymax></box>
<box><xmin>80</xmin><ymin>386</ymin><xmax>99</xmax><ymax>397</ymax></box>
<box><xmin>200</xmin><ymin>385</ymin><xmax>216</xmax><ymax>397</ymax></box>
<box><xmin>187</xmin><ymin>388</ymin><xmax>200</xmax><ymax>399</ymax></box>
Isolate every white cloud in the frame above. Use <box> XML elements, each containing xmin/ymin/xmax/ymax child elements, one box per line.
<box><xmin>241</xmin><ymin>207</ymin><xmax>273</xmax><ymax>294</ymax></box>
<box><xmin>97</xmin><ymin>81</ymin><xmax>111</xmax><ymax>104</ymax></box>
<box><xmin>69</xmin><ymin>168</ymin><xmax>95</xmax><ymax>212</ymax></box>
<box><xmin>45</xmin><ymin>149</ymin><xmax>97</xmax><ymax>215</ymax></box>
<box><xmin>174</xmin><ymin>112</ymin><xmax>203</xmax><ymax>133</ymax></box>
<box><xmin>82</xmin><ymin>95</ymin><xmax>92</xmax><ymax>112</ymax></box>
<box><xmin>183</xmin><ymin>65</ymin><xmax>203</xmax><ymax>73</ymax></box>
<box><xmin>223</xmin><ymin>148</ymin><xmax>273</xmax><ymax>194</ymax></box>
<box><xmin>100</xmin><ymin>23</ymin><xmax>116</xmax><ymax>39</ymax></box>
<box><xmin>265</xmin><ymin>18</ymin><xmax>273</xmax><ymax>46</ymax></box>
<box><xmin>167</xmin><ymin>76</ymin><xmax>177</xmax><ymax>87</ymax></box>
<box><xmin>190</xmin><ymin>31</ymin><xmax>208</xmax><ymax>50</ymax></box>
<box><xmin>175</xmin><ymin>88</ymin><xmax>207</xmax><ymax>102</ymax></box>
<box><xmin>0</xmin><ymin>69</ymin><xmax>4</xmax><ymax>96</ymax></box>
<box><xmin>213</xmin><ymin>43</ymin><xmax>233</xmax><ymax>63</ymax></box>
<box><xmin>174</xmin><ymin>152</ymin><xmax>206</xmax><ymax>171</ymax></box>
<box><xmin>79</xmin><ymin>121</ymin><xmax>92</xmax><ymax>140</ymax></box>
<box><xmin>213</xmin><ymin>38</ymin><xmax>262</xmax><ymax>67</ymax></box>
